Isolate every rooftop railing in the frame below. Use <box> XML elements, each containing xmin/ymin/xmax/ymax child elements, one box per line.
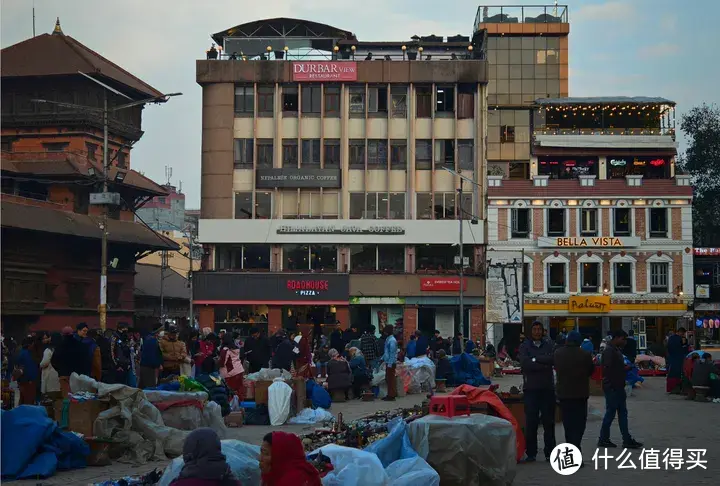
<box><xmin>475</xmin><ymin>5</ymin><xmax>569</xmax><ymax>26</ymax></box>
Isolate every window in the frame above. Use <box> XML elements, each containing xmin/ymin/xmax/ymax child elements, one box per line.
<box><xmin>389</xmin><ymin>193</ymin><xmax>405</xmax><ymax>219</ymax></box>
<box><xmin>301</xmin><ymin>86</ymin><xmax>321</xmax><ymax>114</ymax></box>
<box><xmin>301</xmin><ymin>139</ymin><xmax>321</xmax><ymax>167</ymax></box>
<box><xmin>324</xmin><ymin>85</ymin><xmax>340</xmax><ymax>116</ymax></box>
<box><xmin>435</xmin><ymin>86</ymin><xmax>454</xmax><ymax>114</ymax></box>
<box><xmin>298</xmin><ymin>192</ymin><xmax>322</xmax><ymax>218</ymax></box>
<box><xmin>107</xmin><ymin>282</ymin><xmax>122</xmax><ymax>309</ymax></box>
<box><xmin>416</xmin><ymin>245</ymin><xmax>473</xmax><ymax>272</ymax></box>
<box><xmin>234</xmin><ymin>192</ymin><xmax>252</xmax><ymax>219</ymax></box>
<box><xmin>650</xmin><ymin>262</ymin><xmax>669</xmax><ymax>292</ymax></box>
<box><xmin>116</xmin><ymin>151</ymin><xmax>126</xmax><ymax>169</ymax></box>
<box><xmin>390</xmin><ymin>140</ymin><xmax>407</xmax><ymax>169</ymax></box>
<box><xmin>417</xmin><ymin>193</ymin><xmax>433</xmax><ymax>219</ymax></box>
<box><xmin>349</xmin><ymin>245</ymin><xmax>405</xmax><ymax>273</ymax></box>
<box><xmin>283</xmin><ymin>244</ymin><xmax>337</xmax><ymax>272</ymax></box>
<box><xmin>649</xmin><ymin>208</ymin><xmax>668</xmax><ymax>238</ymax></box>
<box><xmin>547</xmin><ymin>263</ymin><xmax>566</xmax><ymax>293</ymax></box>
<box><xmin>614</xmin><ymin>262</ymin><xmax>632</xmax><ymax>293</ymax></box>
<box><xmin>73</xmin><ymin>189</ymin><xmax>89</xmax><ymax>214</ymax></box>
<box><xmin>460</xmin><ymin>193</ymin><xmax>473</xmax><ymax>220</ymax></box>
<box><xmin>282</xmin><ymin>85</ymin><xmax>298</xmax><ymax>113</ymax></box>
<box><xmin>538</xmin><ymin>158</ymin><xmax>598</xmax><ymax>179</ymax></box>
<box><xmin>391</xmin><ymin>86</ymin><xmax>407</xmax><ymax>117</ymax></box>
<box><xmin>433</xmin><ymin>192</ymin><xmax>456</xmax><ymax>220</ymax></box>
<box><xmin>367</xmin><ymin>140</ymin><xmax>388</xmax><ymax>168</ymax></box>
<box><xmin>255</xmin><ymin>192</ymin><xmax>272</xmax><ymax>219</ymax></box>
<box><xmin>457</xmin><ymin>140</ymin><xmax>474</xmax><ymax>171</ymax></box>
<box><xmin>511</xmin><ymin>208</ymin><xmax>530</xmax><ymax>238</ymax></box>
<box><xmin>350</xmin><ymin>245</ymin><xmax>378</xmax><ymax>272</ymax></box>
<box><xmin>66</xmin><ymin>282</ymin><xmax>88</xmax><ymax>308</ymax></box>
<box><xmin>365</xmin><ymin>192</ymin><xmax>387</xmax><ymax>219</ymax></box>
<box><xmin>282</xmin><ymin>139</ymin><xmax>298</xmax><ymax>166</ymax></box>
<box><xmin>234</xmin><ymin>86</ymin><xmax>253</xmax><ymax>115</ymax></box>
<box><xmin>257</xmin><ymin>86</ymin><xmax>274</xmax><ymax>115</ymax></box>
<box><xmin>349</xmin><ymin>140</ymin><xmax>365</xmax><ymax>168</ymax></box>
<box><xmin>581</xmin><ymin>263</ymin><xmax>600</xmax><ymax>293</ymax></box>
<box><xmin>500</xmin><ymin>126</ymin><xmax>515</xmax><ymax>143</ymax></box>
<box><xmin>581</xmin><ymin>208</ymin><xmax>598</xmax><ymax>236</ymax></box>
<box><xmin>349</xmin><ymin>193</ymin><xmax>365</xmax><ymax>219</ymax></box>
<box><xmin>415</xmin><ymin>140</ymin><xmax>432</xmax><ymax>169</ymax></box>
<box><xmin>86</xmin><ymin>142</ymin><xmax>97</xmax><ymax>161</ymax></box>
<box><xmin>323</xmin><ymin>139</ymin><xmax>340</xmax><ymax>168</ymax></box>
<box><xmin>613</xmin><ymin>208</ymin><xmax>632</xmax><ymax>236</ymax></box>
<box><xmin>368</xmin><ymin>86</ymin><xmax>388</xmax><ymax>115</ymax></box>
<box><xmin>234</xmin><ymin>139</ymin><xmax>253</xmax><ymax>168</ymax></box>
<box><xmin>256</xmin><ymin>139</ymin><xmax>273</xmax><ymax>168</ymax></box>
<box><xmin>547</xmin><ymin>208</ymin><xmax>566</xmax><ymax>237</ymax></box>
<box><xmin>457</xmin><ymin>83</ymin><xmax>475</xmax><ymax>119</ymax></box>
<box><xmin>434</xmin><ymin>140</ymin><xmax>455</xmax><ymax>167</ymax></box>
<box><xmin>243</xmin><ymin>245</ymin><xmax>271</xmax><ymax>270</ymax></box>
<box><xmin>523</xmin><ymin>263</ymin><xmax>530</xmax><ymax>293</ymax></box>
<box><xmin>43</xmin><ymin>142</ymin><xmax>69</xmax><ymax>152</ymax></box>
<box><xmin>416</xmin><ymin>86</ymin><xmax>432</xmax><ymax>118</ymax></box>
<box><xmin>349</xmin><ymin>86</ymin><xmax>365</xmax><ymax>115</ymax></box>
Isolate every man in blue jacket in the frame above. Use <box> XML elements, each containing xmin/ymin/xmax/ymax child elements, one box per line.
<box><xmin>139</xmin><ymin>327</ymin><xmax>163</xmax><ymax>388</ymax></box>
<box><xmin>518</xmin><ymin>321</ymin><xmax>556</xmax><ymax>462</ymax></box>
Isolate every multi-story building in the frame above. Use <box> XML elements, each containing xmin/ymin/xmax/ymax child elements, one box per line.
<box><xmin>136</xmin><ymin>183</ymin><xmax>187</xmax><ymax>232</ymax></box>
<box><xmin>693</xmin><ymin>248</ymin><xmax>720</xmax><ymax>351</ymax></box>
<box><xmin>488</xmin><ymin>96</ymin><xmax>693</xmax><ymax>352</ymax></box>
<box><xmin>1</xmin><ymin>20</ymin><xmax>176</xmax><ymax>335</ymax></box>
<box><xmin>194</xmin><ymin>17</ymin><xmax>488</xmax><ymax>341</ymax></box>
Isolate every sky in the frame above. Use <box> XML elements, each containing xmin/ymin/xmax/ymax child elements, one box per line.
<box><xmin>2</xmin><ymin>0</ymin><xmax>719</xmax><ymax>208</ymax></box>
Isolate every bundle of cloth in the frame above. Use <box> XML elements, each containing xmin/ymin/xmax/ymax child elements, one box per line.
<box><xmin>449</xmin><ymin>353</ymin><xmax>491</xmax><ymax>387</ymax></box>
<box><xmin>195</xmin><ymin>372</ymin><xmax>231</xmax><ymax>416</ymax></box>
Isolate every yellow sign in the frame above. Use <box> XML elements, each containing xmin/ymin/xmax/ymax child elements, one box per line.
<box><xmin>569</xmin><ymin>296</ymin><xmax>611</xmax><ymax>313</ymax></box>
<box><xmin>557</xmin><ymin>237</ymin><xmax>623</xmax><ymax>247</ymax></box>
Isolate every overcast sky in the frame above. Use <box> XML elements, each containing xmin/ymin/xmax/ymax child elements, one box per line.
<box><xmin>2</xmin><ymin>0</ymin><xmax>718</xmax><ymax>207</ymax></box>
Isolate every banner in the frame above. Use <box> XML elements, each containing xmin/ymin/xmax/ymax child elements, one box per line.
<box><xmin>486</xmin><ymin>250</ymin><xmax>524</xmax><ymax>324</ymax></box>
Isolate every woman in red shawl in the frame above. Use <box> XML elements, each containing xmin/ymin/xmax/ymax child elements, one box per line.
<box><xmin>293</xmin><ymin>332</ymin><xmax>314</xmax><ymax>379</ymax></box>
<box><xmin>260</xmin><ymin>431</ymin><xmax>321</xmax><ymax>486</ymax></box>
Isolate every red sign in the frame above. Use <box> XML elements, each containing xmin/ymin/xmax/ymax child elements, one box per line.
<box><xmin>292</xmin><ymin>62</ymin><xmax>357</xmax><ymax>82</ymax></box>
<box><xmin>286</xmin><ymin>279</ymin><xmax>330</xmax><ymax>291</ymax></box>
<box><xmin>420</xmin><ymin>278</ymin><xmax>468</xmax><ymax>292</ymax></box>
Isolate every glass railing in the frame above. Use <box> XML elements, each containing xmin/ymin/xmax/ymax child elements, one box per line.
<box><xmin>533</xmin><ymin>127</ymin><xmax>675</xmax><ymax>137</ymax></box>
<box><xmin>475</xmin><ymin>5</ymin><xmax>569</xmax><ymax>26</ymax></box>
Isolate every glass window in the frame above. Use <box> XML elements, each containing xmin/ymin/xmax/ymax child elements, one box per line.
<box><xmin>282</xmin><ymin>85</ymin><xmax>298</xmax><ymax>113</ymax></box>
<box><xmin>349</xmin><ymin>193</ymin><xmax>365</xmax><ymax>219</ymax></box>
<box><xmin>283</xmin><ymin>244</ymin><xmax>308</xmax><ymax>270</ymax></box>
<box><xmin>538</xmin><ymin>157</ymin><xmax>598</xmax><ymax>179</ymax></box>
<box><xmin>649</xmin><ymin>208</ymin><xmax>668</xmax><ymax>238</ymax></box>
<box><xmin>415</xmin><ymin>140</ymin><xmax>432</xmax><ymax>169</ymax></box>
<box><xmin>457</xmin><ymin>84</ymin><xmax>475</xmax><ymax>119</ymax></box>
<box><xmin>323</xmin><ymin>192</ymin><xmax>339</xmax><ymax>218</ymax></box>
<box><xmin>417</xmin><ymin>193</ymin><xmax>433</xmax><ymax>219</ymax></box>
<box><xmin>389</xmin><ymin>193</ymin><xmax>405</xmax><ymax>219</ymax></box>
<box><xmin>523</xmin><ymin>263</ymin><xmax>530</xmax><ymax>293</ymax></box>
<box><xmin>349</xmin><ymin>86</ymin><xmax>365</xmax><ymax>115</ymax></box>
<box><xmin>257</xmin><ymin>86</ymin><xmax>274</xmax><ymax>115</ymax></box>
<box><xmin>368</xmin><ymin>86</ymin><xmax>388</xmax><ymax>115</ymax></box>
<box><xmin>243</xmin><ymin>245</ymin><xmax>271</xmax><ymax>270</ymax></box>
<box><xmin>416</xmin><ymin>245</ymin><xmax>458</xmax><ymax>272</ymax></box>
<box><xmin>581</xmin><ymin>262</ymin><xmax>599</xmax><ymax>293</ymax></box>
<box><xmin>282</xmin><ymin>139</ymin><xmax>298</xmax><ymax>166</ymax></box>
<box><xmin>234</xmin><ymin>139</ymin><xmax>253</xmax><ymax>168</ymax></box>
<box><xmin>613</xmin><ymin>208</ymin><xmax>632</xmax><ymax>236</ymax></box>
<box><xmin>509</xmin><ymin>161</ymin><xmax>529</xmax><ymax>179</ymax></box>
<box><xmin>324</xmin><ymin>85</ymin><xmax>341</xmax><ymax>116</ymax></box>
<box><xmin>547</xmin><ymin>263</ymin><xmax>566</xmax><ymax>293</ymax></box>
<box><xmin>301</xmin><ymin>86</ymin><xmax>321</xmax><ymax>114</ymax></box>
<box><xmin>581</xmin><ymin>208</ymin><xmax>598</xmax><ymax>236</ymax></box>
<box><xmin>301</xmin><ymin>139</ymin><xmax>321</xmax><ymax>167</ymax></box>
<box><xmin>390</xmin><ymin>140</ymin><xmax>407</xmax><ymax>169</ymax></box>
<box><xmin>234</xmin><ymin>85</ymin><xmax>253</xmax><ymax>114</ymax></box>
<box><xmin>436</xmin><ymin>86</ymin><xmax>454</xmax><ymax>113</ymax></box>
<box><xmin>379</xmin><ymin>245</ymin><xmax>405</xmax><ymax>272</ymax></box>
<box><xmin>458</xmin><ymin>140</ymin><xmax>474</xmax><ymax>171</ymax></box>
<box><xmin>434</xmin><ymin>140</ymin><xmax>455</xmax><ymax>167</ymax></box>
<box><xmin>256</xmin><ymin>140</ymin><xmax>273</xmax><ymax>168</ymax></box>
<box><xmin>349</xmin><ymin>245</ymin><xmax>405</xmax><ymax>273</ymax></box>
<box><xmin>511</xmin><ymin>208</ymin><xmax>530</xmax><ymax>238</ymax></box>
<box><xmin>311</xmin><ymin>245</ymin><xmax>337</xmax><ymax>271</ymax></box>
<box><xmin>547</xmin><ymin>208</ymin><xmax>566</xmax><ymax>236</ymax></box>
<box><xmin>650</xmin><ymin>263</ymin><xmax>669</xmax><ymax>292</ymax></box>
<box><xmin>255</xmin><ymin>192</ymin><xmax>272</xmax><ymax>219</ymax></box>
<box><xmin>416</xmin><ymin>86</ymin><xmax>432</xmax><ymax>118</ymax></box>
<box><xmin>501</xmin><ymin>125</ymin><xmax>515</xmax><ymax>143</ymax></box>
<box><xmin>367</xmin><ymin>140</ymin><xmax>388</xmax><ymax>168</ymax></box>
<box><xmin>350</xmin><ymin>245</ymin><xmax>377</xmax><ymax>272</ymax></box>
<box><xmin>234</xmin><ymin>192</ymin><xmax>252</xmax><ymax>219</ymax></box>
<box><xmin>434</xmin><ymin>192</ymin><xmax>456</xmax><ymax>220</ymax></box>
<box><xmin>299</xmin><ymin>191</ymin><xmax>322</xmax><ymax>218</ymax></box>
<box><xmin>391</xmin><ymin>86</ymin><xmax>407</xmax><ymax>117</ymax></box>
<box><xmin>323</xmin><ymin>139</ymin><xmax>340</xmax><ymax>168</ymax></box>
<box><xmin>367</xmin><ymin>192</ymin><xmax>380</xmax><ymax>219</ymax></box>
<box><xmin>614</xmin><ymin>263</ymin><xmax>632</xmax><ymax>293</ymax></box>
<box><xmin>349</xmin><ymin>140</ymin><xmax>365</xmax><ymax>169</ymax></box>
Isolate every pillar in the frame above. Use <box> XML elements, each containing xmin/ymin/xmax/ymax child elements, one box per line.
<box><xmin>268</xmin><ymin>305</ymin><xmax>282</xmax><ymax>335</ymax></box>
<box><xmin>335</xmin><ymin>306</ymin><xmax>350</xmax><ymax>330</ymax></box>
<box><xmin>402</xmin><ymin>305</ymin><xmax>418</xmax><ymax>344</ymax></box>
<box><xmin>198</xmin><ymin>306</ymin><xmax>214</xmax><ymax>332</ymax></box>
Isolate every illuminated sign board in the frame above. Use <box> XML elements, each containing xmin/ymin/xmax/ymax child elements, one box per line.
<box><xmin>610</xmin><ymin>159</ymin><xmax>627</xmax><ymax>166</ymax></box>
<box><xmin>292</xmin><ymin>62</ymin><xmax>358</xmax><ymax>81</ymax></box>
<box><xmin>569</xmin><ymin>296</ymin><xmax>610</xmax><ymax>313</ymax></box>
<box><xmin>276</xmin><ymin>225</ymin><xmax>405</xmax><ymax>235</ymax></box>
<box><xmin>538</xmin><ymin>236</ymin><xmax>641</xmax><ymax>248</ymax></box>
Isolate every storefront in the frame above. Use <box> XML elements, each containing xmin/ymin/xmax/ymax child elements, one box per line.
<box><xmin>605</xmin><ymin>155</ymin><xmax>671</xmax><ymax>179</ymax></box>
<box><xmin>193</xmin><ymin>272</ymin><xmax>350</xmax><ymax>336</ymax></box>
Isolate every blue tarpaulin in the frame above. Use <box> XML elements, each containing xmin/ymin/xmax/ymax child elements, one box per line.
<box><xmin>449</xmin><ymin>353</ymin><xmax>491</xmax><ymax>387</ymax></box>
<box><xmin>1</xmin><ymin>405</ymin><xmax>89</xmax><ymax>481</ymax></box>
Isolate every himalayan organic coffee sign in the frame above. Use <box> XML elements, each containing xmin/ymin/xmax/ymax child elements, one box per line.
<box><xmin>292</xmin><ymin>61</ymin><xmax>357</xmax><ymax>82</ymax></box>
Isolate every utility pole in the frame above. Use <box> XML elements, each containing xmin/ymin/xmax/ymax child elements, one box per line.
<box><xmin>160</xmin><ymin>250</ymin><xmax>167</xmax><ymax>322</ymax></box>
<box><xmin>458</xmin><ymin>180</ymin><xmax>464</xmax><ymax>336</ymax></box>
<box><xmin>99</xmin><ymin>90</ymin><xmax>109</xmax><ymax>330</ymax></box>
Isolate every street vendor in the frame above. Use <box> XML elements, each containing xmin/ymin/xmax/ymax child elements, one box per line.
<box><xmin>261</xmin><ymin>431</ymin><xmax>322</xmax><ymax>486</ymax></box>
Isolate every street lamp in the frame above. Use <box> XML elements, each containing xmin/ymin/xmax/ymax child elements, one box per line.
<box><xmin>32</xmin><ymin>73</ymin><xmax>181</xmax><ymax>330</ymax></box>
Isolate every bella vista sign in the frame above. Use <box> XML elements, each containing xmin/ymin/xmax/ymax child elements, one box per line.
<box><xmin>292</xmin><ymin>62</ymin><xmax>357</xmax><ymax>82</ymax></box>
<box><xmin>569</xmin><ymin>296</ymin><xmax>611</xmax><ymax>313</ymax></box>
<box><xmin>557</xmin><ymin>237</ymin><xmax>624</xmax><ymax>247</ymax></box>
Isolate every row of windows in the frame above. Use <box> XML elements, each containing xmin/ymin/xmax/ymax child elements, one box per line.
<box><xmin>233</xmin><ymin>192</ymin><xmax>475</xmax><ymax>220</ymax></box>
<box><xmin>234</xmin><ymin>138</ymin><xmax>475</xmax><ymax>170</ymax></box>
<box><xmin>234</xmin><ymin>84</ymin><xmax>476</xmax><ymax>119</ymax></box>
<box><xmin>510</xmin><ymin>207</ymin><xmax>670</xmax><ymax>239</ymax></box>
<box><xmin>529</xmin><ymin>261</ymin><xmax>672</xmax><ymax>295</ymax></box>
<box><xmin>214</xmin><ymin>244</ymin><xmax>477</xmax><ymax>273</ymax></box>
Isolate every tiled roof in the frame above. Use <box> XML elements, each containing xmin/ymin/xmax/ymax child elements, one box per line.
<box><xmin>488</xmin><ymin>179</ymin><xmax>693</xmax><ymax>198</ymax></box>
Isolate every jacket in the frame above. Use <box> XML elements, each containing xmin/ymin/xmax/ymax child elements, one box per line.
<box><xmin>52</xmin><ymin>335</ymin><xmax>89</xmax><ymax>378</ymax></box>
<box><xmin>452</xmin><ymin>338</ymin><xmax>462</xmax><ymax>355</ymax></box>
<box><xmin>329</xmin><ymin>330</ymin><xmax>345</xmax><ymax>353</ymax></box>
<box><xmin>327</xmin><ymin>358</ymin><xmax>352</xmax><ymax>390</ymax></box>
<box><xmin>159</xmin><ymin>337</ymin><xmax>188</xmax><ymax>372</ymax></box>
<box><xmin>581</xmin><ymin>339</ymin><xmax>594</xmax><ymax>353</ymax></box>
<box><xmin>245</xmin><ymin>336</ymin><xmax>271</xmax><ymax>368</ymax></box>
<box><xmin>349</xmin><ymin>355</ymin><xmax>370</xmax><ymax>382</ymax></box>
<box><xmin>624</xmin><ymin>337</ymin><xmax>638</xmax><ymax>363</ymax></box>
<box><xmin>97</xmin><ymin>336</ymin><xmax>115</xmax><ymax>373</ymax></box>
<box><xmin>360</xmin><ymin>333</ymin><xmax>378</xmax><ymax>360</ymax></box>
<box><xmin>554</xmin><ymin>343</ymin><xmax>595</xmax><ymax>399</ymax></box>
<box><xmin>219</xmin><ymin>347</ymin><xmax>243</xmax><ymax>379</ymax></box>
<box><xmin>435</xmin><ymin>357</ymin><xmax>454</xmax><ymax>382</ymax></box>
<box><xmin>272</xmin><ymin>339</ymin><xmax>295</xmax><ymax>371</ymax></box>
<box><xmin>314</xmin><ymin>348</ymin><xmax>330</xmax><ymax>364</ymax></box>
<box><xmin>406</xmin><ymin>340</ymin><xmax>417</xmax><ymax>359</ymax></box>
<box><xmin>140</xmin><ymin>335</ymin><xmax>163</xmax><ymax>368</ymax></box>
<box><xmin>601</xmin><ymin>343</ymin><xmax>626</xmax><ymax>390</ymax></box>
<box><xmin>415</xmin><ymin>335</ymin><xmax>429</xmax><ymax>357</ymax></box>
<box><xmin>518</xmin><ymin>338</ymin><xmax>555</xmax><ymax>390</ymax></box>
<box><xmin>692</xmin><ymin>361</ymin><xmax>720</xmax><ymax>387</ymax></box>
<box><xmin>15</xmin><ymin>349</ymin><xmax>39</xmax><ymax>383</ymax></box>
<box><xmin>381</xmin><ymin>335</ymin><xmax>398</xmax><ymax>366</ymax></box>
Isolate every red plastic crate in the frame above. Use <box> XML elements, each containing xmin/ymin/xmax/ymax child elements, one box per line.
<box><xmin>429</xmin><ymin>394</ymin><xmax>471</xmax><ymax>418</ymax></box>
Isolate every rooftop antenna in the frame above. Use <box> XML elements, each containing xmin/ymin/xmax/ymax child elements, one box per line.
<box><xmin>32</xmin><ymin>0</ymin><xmax>35</xmax><ymax>37</ymax></box>
<box><xmin>178</xmin><ymin>180</ymin><xmax>183</xmax><ymax>193</ymax></box>
<box><xmin>553</xmin><ymin>0</ymin><xmax>558</xmax><ymax>17</ymax></box>
<box><xmin>165</xmin><ymin>165</ymin><xmax>173</xmax><ymax>185</ymax></box>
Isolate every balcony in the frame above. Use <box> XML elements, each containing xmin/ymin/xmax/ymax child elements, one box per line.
<box><xmin>475</xmin><ymin>5</ymin><xmax>569</xmax><ymax>25</ymax></box>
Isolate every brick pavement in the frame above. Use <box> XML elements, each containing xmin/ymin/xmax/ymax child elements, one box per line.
<box><xmin>16</xmin><ymin>376</ymin><xmax>720</xmax><ymax>485</ymax></box>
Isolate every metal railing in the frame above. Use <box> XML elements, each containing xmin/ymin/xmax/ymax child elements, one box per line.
<box><xmin>475</xmin><ymin>5</ymin><xmax>569</xmax><ymax>25</ymax></box>
<box><xmin>534</xmin><ymin>127</ymin><xmax>676</xmax><ymax>137</ymax></box>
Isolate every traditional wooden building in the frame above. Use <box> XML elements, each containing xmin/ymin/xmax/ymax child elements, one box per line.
<box><xmin>1</xmin><ymin>19</ymin><xmax>177</xmax><ymax>337</ymax></box>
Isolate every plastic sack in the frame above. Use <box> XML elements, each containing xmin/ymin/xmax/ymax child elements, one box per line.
<box><xmin>310</xmin><ymin>444</ymin><xmax>387</xmax><ymax>486</ymax></box>
<box><xmin>158</xmin><ymin>440</ymin><xmax>261</xmax><ymax>486</ymax></box>
<box><xmin>144</xmin><ymin>390</ymin><xmax>209</xmax><ymax>403</ymax></box>
<box><xmin>404</xmin><ymin>358</ymin><xmax>436</xmax><ymax>394</ymax></box>
<box><xmin>386</xmin><ymin>455</ymin><xmax>440</xmax><ymax>486</ymax></box>
<box><xmin>288</xmin><ymin>407</ymin><xmax>334</xmax><ymax>425</ymax></box>
<box><xmin>268</xmin><ymin>378</ymin><xmax>293</xmax><ymax>426</ymax></box>
<box><xmin>230</xmin><ymin>395</ymin><xmax>241</xmax><ymax>412</ymax></box>
<box><xmin>307</xmin><ymin>380</ymin><xmax>332</xmax><ymax>409</ymax></box>
<box><xmin>245</xmin><ymin>368</ymin><xmax>292</xmax><ymax>382</ymax></box>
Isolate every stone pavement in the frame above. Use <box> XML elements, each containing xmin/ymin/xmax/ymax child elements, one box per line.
<box><xmin>16</xmin><ymin>376</ymin><xmax>720</xmax><ymax>484</ymax></box>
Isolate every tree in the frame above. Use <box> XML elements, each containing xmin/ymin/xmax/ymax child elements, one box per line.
<box><xmin>677</xmin><ymin>104</ymin><xmax>720</xmax><ymax>247</ymax></box>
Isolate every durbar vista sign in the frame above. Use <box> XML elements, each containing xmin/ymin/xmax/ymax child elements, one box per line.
<box><xmin>292</xmin><ymin>62</ymin><xmax>358</xmax><ymax>82</ymax></box>
<box><xmin>538</xmin><ymin>236</ymin><xmax>641</xmax><ymax>248</ymax></box>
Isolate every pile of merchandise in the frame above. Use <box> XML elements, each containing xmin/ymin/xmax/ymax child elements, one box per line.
<box><xmin>92</xmin><ymin>468</ymin><xmax>163</xmax><ymax>486</ymax></box>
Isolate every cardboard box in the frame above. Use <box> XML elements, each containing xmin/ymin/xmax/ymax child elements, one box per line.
<box><xmin>54</xmin><ymin>399</ymin><xmax>110</xmax><ymax>437</ymax></box>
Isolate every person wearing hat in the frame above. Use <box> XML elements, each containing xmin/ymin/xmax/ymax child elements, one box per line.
<box><xmin>159</xmin><ymin>325</ymin><xmax>188</xmax><ymax>378</ymax></box>
<box><xmin>554</xmin><ymin>330</ymin><xmax>595</xmax><ymax>453</ymax></box>
<box><xmin>139</xmin><ymin>326</ymin><xmax>163</xmax><ymax>388</ymax></box>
